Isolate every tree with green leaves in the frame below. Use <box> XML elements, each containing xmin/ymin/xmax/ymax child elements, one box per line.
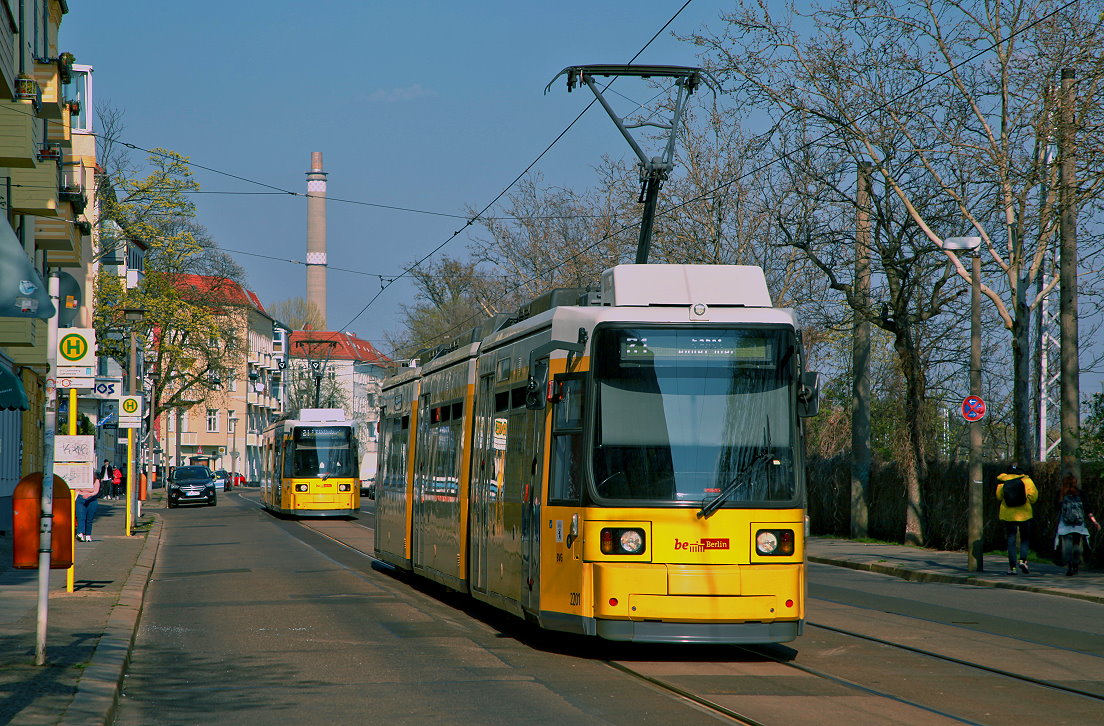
<box><xmin>93</xmin><ymin>146</ymin><xmax>249</xmax><ymax>450</ymax></box>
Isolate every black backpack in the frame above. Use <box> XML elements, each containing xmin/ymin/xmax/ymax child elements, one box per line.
<box><xmin>1002</xmin><ymin>476</ymin><xmax>1027</xmax><ymax>507</ymax></box>
<box><xmin>1060</xmin><ymin>495</ymin><xmax>1085</xmax><ymax>527</ymax></box>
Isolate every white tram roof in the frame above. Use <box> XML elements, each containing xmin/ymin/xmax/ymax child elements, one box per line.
<box><xmin>600</xmin><ymin>264</ymin><xmax>771</xmax><ymax>307</ymax></box>
<box><xmin>297</xmin><ymin>408</ymin><xmax>349</xmax><ymax>423</ymax></box>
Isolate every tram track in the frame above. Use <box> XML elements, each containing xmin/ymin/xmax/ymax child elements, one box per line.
<box><xmin>805</xmin><ymin>620</ymin><xmax>1104</xmax><ymax>702</ymax></box>
<box><xmin>242</xmin><ymin>492</ymin><xmax>1104</xmax><ymax>722</ymax></box>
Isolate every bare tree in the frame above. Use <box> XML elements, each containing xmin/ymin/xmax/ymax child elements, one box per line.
<box><xmin>689</xmin><ymin>0</ymin><xmax>1104</xmax><ymax>468</ymax></box>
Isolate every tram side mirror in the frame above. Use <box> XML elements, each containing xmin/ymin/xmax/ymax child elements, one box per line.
<box><xmin>526</xmin><ymin>361</ymin><xmax>548</xmax><ymax>410</ymax></box>
<box><xmin>798</xmin><ymin>371</ymin><xmax>822</xmax><ymax>418</ymax></box>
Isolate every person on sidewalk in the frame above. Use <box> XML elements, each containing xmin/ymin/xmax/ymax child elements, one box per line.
<box><xmin>1055</xmin><ymin>473</ymin><xmax>1100</xmax><ymax>576</ymax></box>
<box><xmin>997</xmin><ymin>464</ymin><xmax>1038</xmax><ymax>575</ymax></box>
<box><xmin>99</xmin><ymin>459</ymin><xmax>114</xmax><ymax>499</ymax></box>
<box><xmin>112</xmin><ymin>465</ymin><xmax>123</xmax><ymax>500</ymax></box>
<box><xmin>74</xmin><ymin>474</ymin><xmax>101</xmax><ymax>542</ymax></box>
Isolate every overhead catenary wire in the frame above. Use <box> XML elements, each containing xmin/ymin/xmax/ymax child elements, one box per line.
<box><xmin>390</xmin><ymin>0</ymin><xmax>1087</xmax><ymax>352</ymax></box>
<box><xmin>332</xmin><ymin>0</ymin><xmax>698</xmax><ymax>335</ymax></box>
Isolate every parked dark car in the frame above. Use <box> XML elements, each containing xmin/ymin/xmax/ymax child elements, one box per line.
<box><xmin>361</xmin><ymin>478</ymin><xmax>375</xmax><ymax>499</ymax></box>
<box><xmin>168</xmin><ymin>465</ymin><xmax>217</xmax><ymax>508</ymax></box>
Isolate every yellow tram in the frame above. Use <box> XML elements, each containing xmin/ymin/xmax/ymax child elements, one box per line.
<box><xmin>375</xmin><ymin>265</ymin><xmax>819</xmax><ymax>643</ymax></box>
<box><xmin>260</xmin><ymin>409</ymin><xmax>360</xmax><ymax>517</ymax></box>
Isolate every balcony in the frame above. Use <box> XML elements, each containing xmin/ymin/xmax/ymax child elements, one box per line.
<box><xmin>10</xmin><ymin>161</ymin><xmax>59</xmax><ymax>216</ymax></box>
<box><xmin>0</xmin><ymin>101</ymin><xmax>40</xmax><ymax>168</ymax></box>
<box><xmin>32</xmin><ymin>62</ymin><xmax>63</xmax><ymax>119</ymax></box>
<box><xmin>35</xmin><ymin>217</ymin><xmax>80</xmax><ymax>266</ymax></box>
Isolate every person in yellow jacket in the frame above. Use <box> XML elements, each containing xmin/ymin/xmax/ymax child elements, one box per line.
<box><xmin>996</xmin><ymin>464</ymin><xmax>1039</xmax><ymax>575</ymax></box>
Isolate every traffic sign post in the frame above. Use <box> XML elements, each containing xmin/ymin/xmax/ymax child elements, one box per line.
<box><xmin>961</xmin><ymin>395</ymin><xmax>986</xmax><ymax>422</ymax></box>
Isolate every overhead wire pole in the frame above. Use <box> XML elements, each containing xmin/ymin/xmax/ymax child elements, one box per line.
<box><xmin>545</xmin><ymin>65</ymin><xmax>706</xmax><ymax>264</ymax></box>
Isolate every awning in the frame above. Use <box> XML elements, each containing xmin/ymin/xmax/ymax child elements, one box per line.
<box><xmin>0</xmin><ymin>218</ymin><xmax>55</xmax><ymax>319</ymax></box>
<box><xmin>0</xmin><ymin>365</ymin><xmax>29</xmax><ymax>410</ymax></box>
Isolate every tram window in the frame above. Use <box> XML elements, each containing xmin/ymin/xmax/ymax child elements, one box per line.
<box><xmin>452</xmin><ymin>402</ymin><xmax>463</xmax><ymax>419</ymax></box>
<box><xmin>495</xmin><ymin>391</ymin><xmax>509</xmax><ymax>413</ymax></box>
<box><xmin>550</xmin><ymin>378</ymin><xmax>585</xmax><ymax>504</ymax></box>
<box><xmin>511</xmin><ymin>386</ymin><xmax>527</xmax><ymax>409</ymax></box>
<box><xmin>401</xmin><ymin>415</ymin><xmax>409</xmax><ymax>430</ymax></box>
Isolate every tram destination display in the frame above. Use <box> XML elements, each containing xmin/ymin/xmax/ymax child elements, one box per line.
<box><xmin>619</xmin><ymin>331</ymin><xmax>772</xmax><ymax>363</ymax></box>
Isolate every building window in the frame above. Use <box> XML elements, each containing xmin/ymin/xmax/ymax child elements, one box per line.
<box><xmin>167</xmin><ymin>412</ymin><xmax>175</xmax><ymax>432</ymax></box>
<box><xmin>206</xmin><ymin>408</ymin><xmax>219</xmax><ymax>433</ymax></box>
<box><xmin>63</xmin><ymin>66</ymin><xmax>93</xmax><ymax>134</ymax></box>
<box><xmin>229</xmin><ymin>416</ymin><xmax>237</xmax><ymax>434</ymax></box>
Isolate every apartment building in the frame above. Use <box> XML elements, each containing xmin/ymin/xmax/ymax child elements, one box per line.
<box><xmin>160</xmin><ymin>274</ymin><xmax>285</xmax><ymax>484</ymax></box>
<box><xmin>287</xmin><ymin>331</ymin><xmax>389</xmax><ymax>482</ymax></box>
<box><xmin>1</xmin><ymin>2</ymin><xmax>96</xmax><ymax>503</ymax></box>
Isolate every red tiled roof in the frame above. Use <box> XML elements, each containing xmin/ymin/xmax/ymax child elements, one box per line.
<box><xmin>171</xmin><ymin>274</ymin><xmax>267</xmax><ymax>314</ymax></box>
<box><xmin>288</xmin><ymin>330</ymin><xmax>391</xmax><ymax>364</ymax></box>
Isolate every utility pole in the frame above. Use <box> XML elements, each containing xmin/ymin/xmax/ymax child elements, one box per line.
<box><xmin>1058</xmin><ymin>68</ymin><xmax>1081</xmax><ymax>483</ymax></box>
<box><xmin>35</xmin><ymin>271</ymin><xmax>60</xmax><ymax>666</ymax></box>
<box><xmin>851</xmin><ymin>162</ymin><xmax>872</xmax><ymax>539</ymax></box>
<box><xmin>945</xmin><ymin>236</ymin><xmax>983</xmax><ymax>571</ymax></box>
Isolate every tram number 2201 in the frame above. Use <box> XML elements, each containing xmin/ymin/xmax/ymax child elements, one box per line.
<box><xmin>569</xmin><ymin>592</ymin><xmax>581</xmax><ymax>606</ymax></box>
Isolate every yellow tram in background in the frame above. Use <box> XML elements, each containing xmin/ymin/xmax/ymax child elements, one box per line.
<box><xmin>260</xmin><ymin>409</ymin><xmax>360</xmax><ymax>517</ymax></box>
<box><xmin>375</xmin><ymin>264</ymin><xmax>820</xmax><ymax>643</ymax></box>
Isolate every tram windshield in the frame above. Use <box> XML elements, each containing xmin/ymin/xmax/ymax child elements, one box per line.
<box><xmin>592</xmin><ymin>327</ymin><xmax>798</xmax><ymax>505</ymax></box>
<box><xmin>289</xmin><ymin>426</ymin><xmax>356</xmax><ymax>478</ymax></box>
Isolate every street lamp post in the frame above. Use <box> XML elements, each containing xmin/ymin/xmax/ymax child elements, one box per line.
<box><xmin>122</xmin><ymin>307</ymin><xmax>145</xmax><ymax>536</ymax></box>
<box><xmin>945</xmin><ymin>237</ymin><xmax>983</xmax><ymax>571</ymax></box>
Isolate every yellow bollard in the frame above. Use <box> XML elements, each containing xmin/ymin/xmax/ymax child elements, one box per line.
<box><xmin>126</xmin><ymin>427</ymin><xmax>133</xmax><ymax>536</ymax></box>
<box><xmin>67</xmin><ymin>388</ymin><xmax>77</xmax><ymax>592</ymax></box>
<box><xmin>67</xmin><ymin>489</ymin><xmax>75</xmax><ymax>593</ymax></box>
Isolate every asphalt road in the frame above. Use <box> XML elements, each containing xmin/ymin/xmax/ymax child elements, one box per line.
<box><xmin>114</xmin><ymin>491</ymin><xmax>1104</xmax><ymax>725</ymax></box>
<box><xmin>113</xmin><ymin>492</ymin><xmax>724</xmax><ymax>725</ymax></box>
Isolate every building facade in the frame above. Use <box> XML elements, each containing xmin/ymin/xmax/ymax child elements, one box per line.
<box><xmin>1</xmin><ymin>2</ymin><xmax>97</xmax><ymax>503</ymax></box>
<box><xmin>159</xmin><ymin>275</ymin><xmax>284</xmax><ymax>484</ymax></box>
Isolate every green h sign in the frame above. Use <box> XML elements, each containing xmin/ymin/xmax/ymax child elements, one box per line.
<box><xmin>56</xmin><ymin>328</ymin><xmax>95</xmax><ymax>366</ymax></box>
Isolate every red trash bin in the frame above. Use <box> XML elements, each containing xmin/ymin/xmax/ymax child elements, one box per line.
<box><xmin>12</xmin><ymin>473</ymin><xmax>73</xmax><ymax>569</ymax></box>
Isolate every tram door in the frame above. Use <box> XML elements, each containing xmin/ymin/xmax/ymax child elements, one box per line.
<box><xmin>521</xmin><ymin>358</ymin><xmax>548</xmax><ymax>613</ymax></box>
<box><xmin>411</xmin><ymin>393</ymin><xmax>432</xmax><ymax>569</ymax></box>
<box><xmin>470</xmin><ymin>374</ymin><xmax>495</xmax><ymax>593</ymax></box>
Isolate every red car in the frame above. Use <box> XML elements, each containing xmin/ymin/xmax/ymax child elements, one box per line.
<box><xmin>230</xmin><ymin>472</ymin><xmax>247</xmax><ymax>488</ymax></box>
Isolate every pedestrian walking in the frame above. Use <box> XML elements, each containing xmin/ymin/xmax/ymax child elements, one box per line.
<box><xmin>99</xmin><ymin>459</ymin><xmax>113</xmax><ymax>499</ymax></box>
<box><xmin>996</xmin><ymin>464</ymin><xmax>1038</xmax><ymax>575</ymax></box>
<box><xmin>1055</xmin><ymin>473</ymin><xmax>1100</xmax><ymax>576</ymax></box>
<box><xmin>74</xmin><ymin>472</ymin><xmax>101</xmax><ymax>542</ymax></box>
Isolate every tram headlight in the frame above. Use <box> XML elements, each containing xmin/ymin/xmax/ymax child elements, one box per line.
<box><xmin>600</xmin><ymin>527</ymin><xmax>646</xmax><ymax>555</ymax></box>
<box><xmin>295</xmin><ymin>483</ymin><xmax>308</xmax><ymax>492</ymax></box>
<box><xmin>755</xmin><ymin>529</ymin><xmax>795</xmax><ymax>556</ymax></box>
<box><xmin>338</xmin><ymin>483</ymin><xmax>350</xmax><ymax>492</ymax></box>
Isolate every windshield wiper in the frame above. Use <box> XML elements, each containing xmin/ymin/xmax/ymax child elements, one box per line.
<box><xmin>697</xmin><ymin>421</ymin><xmax>774</xmax><ymax>519</ymax></box>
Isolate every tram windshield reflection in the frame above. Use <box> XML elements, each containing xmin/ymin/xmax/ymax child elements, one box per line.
<box><xmin>288</xmin><ymin>426</ymin><xmax>356</xmax><ymax>478</ymax></box>
<box><xmin>592</xmin><ymin>327</ymin><xmax>798</xmax><ymax>505</ymax></box>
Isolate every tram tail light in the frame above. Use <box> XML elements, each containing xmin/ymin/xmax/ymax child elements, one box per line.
<box><xmin>754</xmin><ymin>528</ymin><xmax>795</xmax><ymax>556</ymax></box>
<box><xmin>600</xmin><ymin>527</ymin><xmax>646</xmax><ymax>555</ymax></box>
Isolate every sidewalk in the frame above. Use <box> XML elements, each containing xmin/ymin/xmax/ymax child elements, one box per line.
<box><xmin>808</xmin><ymin>536</ymin><xmax>1104</xmax><ymax>604</ymax></box>
<box><xmin>0</xmin><ymin>495</ymin><xmax>162</xmax><ymax>726</ymax></box>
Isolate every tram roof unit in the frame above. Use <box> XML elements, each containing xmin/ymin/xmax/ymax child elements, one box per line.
<box><xmin>390</xmin><ymin>264</ymin><xmax>792</xmax><ymax>373</ymax></box>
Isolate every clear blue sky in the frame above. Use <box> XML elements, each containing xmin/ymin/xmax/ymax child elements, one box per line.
<box><xmin>61</xmin><ymin>1</ymin><xmax>727</xmax><ymax>355</ymax></box>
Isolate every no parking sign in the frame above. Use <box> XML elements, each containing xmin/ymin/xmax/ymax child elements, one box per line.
<box><xmin>961</xmin><ymin>395</ymin><xmax>986</xmax><ymax>422</ymax></box>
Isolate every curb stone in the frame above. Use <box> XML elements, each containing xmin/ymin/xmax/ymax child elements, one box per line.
<box><xmin>58</xmin><ymin>515</ymin><xmax>162</xmax><ymax>726</ymax></box>
<box><xmin>808</xmin><ymin>554</ymin><xmax>1104</xmax><ymax>605</ymax></box>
